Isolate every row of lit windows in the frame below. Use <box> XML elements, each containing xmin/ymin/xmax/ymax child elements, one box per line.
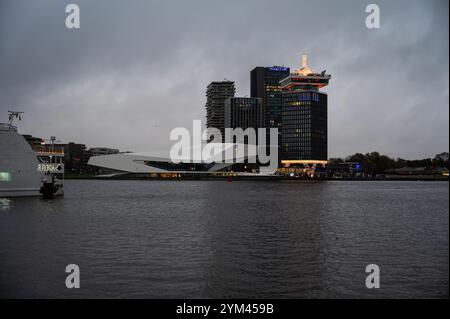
<box><xmin>283</xmin><ymin>108</ymin><xmax>311</xmax><ymax>112</ymax></box>
<box><xmin>283</xmin><ymin>148</ymin><xmax>313</xmax><ymax>153</ymax></box>
<box><xmin>284</xmin><ymin>125</ymin><xmax>325</xmax><ymax>131</ymax></box>
<box><xmin>286</xmin><ymin>101</ymin><xmax>311</xmax><ymax>107</ymax></box>
<box><xmin>283</xmin><ymin>114</ymin><xmax>312</xmax><ymax>118</ymax></box>
<box><xmin>283</xmin><ymin>123</ymin><xmax>313</xmax><ymax>127</ymax></box>
<box><xmin>282</xmin><ymin>131</ymin><xmax>312</xmax><ymax>135</ymax></box>
<box><xmin>283</xmin><ymin>120</ymin><xmax>312</xmax><ymax>125</ymax></box>
<box><xmin>283</xmin><ymin>136</ymin><xmax>312</xmax><ymax>140</ymax></box>
<box><xmin>283</xmin><ymin>122</ymin><xmax>326</xmax><ymax>127</ymax></box>
<box><xmin>283</xmin><ymin>150</ymin><xmax>312</xmax><ymax>155</ymax></box>
<box><xmin>283</xmin><ymin>126</ymin><xmax>311</xmax><ymax>131</ymax></box>
<box><xmin>285</xmin><ymin>136</ymin><xmax>311</xmax><ymax>140</ymax></box>
<box><xmin>282</xmin><ymin>92</ymin><xmax>321</xmax><ymax>101</ymax></box>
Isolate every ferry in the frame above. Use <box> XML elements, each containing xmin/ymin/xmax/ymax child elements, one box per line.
<box><xmin>0</xmin><ymin>111</ymin><xmax>64</xmax><ymax>198</ymax></box>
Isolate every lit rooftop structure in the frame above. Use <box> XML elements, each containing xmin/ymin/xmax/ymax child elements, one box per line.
<box><xmin>279</xmin><ymin>53</ymin><xmax>331</xmax><ymax>91</ymax></box>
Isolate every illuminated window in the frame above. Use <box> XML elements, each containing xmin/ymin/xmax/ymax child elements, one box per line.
<box><xmin>0</xmin><ymin>172</ymin><xmax>12</xmax><ymax>182</ymax></box>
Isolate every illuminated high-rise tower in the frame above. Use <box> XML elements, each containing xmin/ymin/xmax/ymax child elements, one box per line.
<box><xmin>250</xmin><ymin>66</ymin><xmax>290</xmax><ymax>162</ymax></box>
<box><xmin>280</xmin><ymin>54</ymin><xmax>331</xmax><ymax>168</ymax></box>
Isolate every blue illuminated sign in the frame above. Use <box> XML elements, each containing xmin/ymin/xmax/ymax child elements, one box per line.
<box><xmin>269</xmin><ymin>66</ymin><xmax>289</xmax><ymax>72</ymax></box>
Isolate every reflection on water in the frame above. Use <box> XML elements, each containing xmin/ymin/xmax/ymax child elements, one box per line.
<box><xmin>0</xmin><ymin>180</ymin><xmax>448</xmax><ymax>298</ymax></box>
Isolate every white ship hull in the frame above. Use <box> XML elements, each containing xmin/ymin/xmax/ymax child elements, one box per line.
<box><xmin>0</xmin><ymin>123</ymin><xmax>42</xmax><ymax>198</ymax></box>
<box><xmin>0</xmin><ymin>188</ymin><xmax>40</xmax><ymax>197</ymax></box>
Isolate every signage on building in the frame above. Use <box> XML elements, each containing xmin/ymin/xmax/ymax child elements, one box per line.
<box><xmin>269</xmin><ymin>66</ymin><xmax>289</xmax><ymax>72</ymax></box>
<box><xmin>37</xmin><ymin>163</ymin><xmax>64</xmax><ymax>173</ymax></box>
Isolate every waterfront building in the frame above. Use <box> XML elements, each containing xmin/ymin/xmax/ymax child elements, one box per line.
<box><xmin>250</xmin><ymin>66</ymin><xmax>290</xmax><ymax>162</ymax></box>
<box><xmin>326</xmin><ymin>162</ymin><xmax>362</xmax><ymax>178</ymax></box>
<box><xmin>87</xmin><ymin>143</ymin><xmax>274</xmax><ymax>177</ymax></box>
<box><xmin>88</xmin><ymin>147</ymin><xmax>120</xmax><ymax>174</ymax></box>
<box><xmin>205</xmin><ymin>81</ymin><xmax>236</xmax><ymax>141</ymax></box>
<box><xmin>42</xmin><ymin>142</ymin><xmax>91</xmax><ymax>174</ymax></box>
<box><xmin>89</xmin><ymin>147</ymin><xmax>120</xmax><ymax>157</ymax></box>
<box><xmin>280</xmin><ymin>54</ymin><xmax>331</xmax><ymax>173</ymax></box>
<box><xmin>224</xmin><ymin>97</ymin><xmax>263</xmax><ymax>138</ymax></box>
<box><xmin>224</xmin><ymin>97</ymin><xmax>263</xmax><ymax>173</ymax></box>
<box><xmin>65</xmin><ymin>143</ymin><xmax>91</xmax><ymax>174</ymax></box>
<box><xmin>22</xmin><ymin>134</ymin><xmax>44</xmax><ymax>150</ymax></box>
<box><xmin>250</xmin><ymin>66</ymin><xmax>290</xmax><ymax>129</ymax></box>
<box><xmin>22</xmin><ymin>135</ymin><xmax>89</xmax><ymax>174</ymax></box>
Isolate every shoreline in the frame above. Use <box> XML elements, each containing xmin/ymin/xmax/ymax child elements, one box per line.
<box><xmin>64</xmin><ymin>174</ymin><xmax>449</xmax><ymax>182</ymax></box>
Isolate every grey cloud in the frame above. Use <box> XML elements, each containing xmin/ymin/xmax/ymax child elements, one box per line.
<box><xmin>0</xmin><ymin>0</ymin><xmax>448</xmax><ymax>158</ymax></box>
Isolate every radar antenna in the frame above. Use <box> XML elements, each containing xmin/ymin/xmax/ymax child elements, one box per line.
<box><xmin>8</xmin><ymin>111</ymin><xmax>24</xmax><ymax>126</ymax></box>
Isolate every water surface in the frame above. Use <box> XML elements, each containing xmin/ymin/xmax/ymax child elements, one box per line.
<box><xmin>0</xmin><ymin>180</ymin><xmax>448</xmax><ymax>298</ymax></box>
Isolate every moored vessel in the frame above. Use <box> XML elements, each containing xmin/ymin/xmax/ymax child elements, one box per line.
<box><xmin>0</xmin><ymin>111</ymin><xmax>64</xmax><ymax>198</ymax></box>
<box><xmin>0</xmin><ymin>112</ymin><xmax>42</xmax><ymax>197</ymax></box>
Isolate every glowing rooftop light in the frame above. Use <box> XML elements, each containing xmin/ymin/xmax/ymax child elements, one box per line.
<box><xmin>294</xmin><ymin>53</ymin><xmax>314</xmax><ymax>76</ymax></box>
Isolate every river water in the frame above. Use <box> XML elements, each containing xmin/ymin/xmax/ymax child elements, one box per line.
<box><xmin>0</xmin><ymin>180</ymin><xmax>448</xmax><ymax>298</ymax></box>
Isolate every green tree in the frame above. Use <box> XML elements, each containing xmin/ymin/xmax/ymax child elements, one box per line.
<box><xmin>433</xmin><ymin>152</ymin><xmax>449</xmax><ymax>167</ymax></box>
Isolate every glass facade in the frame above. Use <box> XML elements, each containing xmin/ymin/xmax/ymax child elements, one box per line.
<box><xmin>250</xmin><ymin>66</ymin><xmax>290</xmax><ymax>163</ymax></box>
<box><xmin>251</xmin><ymin>67</ymin><xmax>290</xmax><ymax>130</ymax></box>
<box><xmin>224</xmin><ymin>97</ymin><xmax>263</xmax><ymax>131</ymax></box>
<box><xmin>143</xmin><ymin>161</ymin><xmax>217</xmax><ymax>172</ymax></box>
<box><xmin>281</xmin><ymin>91</ymin><xmax>328</xmax><ymax>161</ymax></box>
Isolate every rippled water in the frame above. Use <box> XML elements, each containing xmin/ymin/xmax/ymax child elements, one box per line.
<box><xmin>0</xmin><ymin>180</ymin><xmax>448</xmax><ymax>298</ymax></box>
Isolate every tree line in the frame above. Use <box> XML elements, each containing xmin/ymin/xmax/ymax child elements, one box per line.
<box><xmin>329</xmin><ymin>152</ymin><xmax>449</xmax><ymax>176</ymax></box>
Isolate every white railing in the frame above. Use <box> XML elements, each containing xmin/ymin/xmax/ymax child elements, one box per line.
<box><xmin>0</xmin><ymin>123</ymin><xmax>17</xmax><ymax>132</ymax></box>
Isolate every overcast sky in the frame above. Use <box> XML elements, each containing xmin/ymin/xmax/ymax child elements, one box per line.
<box><xmin>0</xmin><ymin>0</ymin><xmax>448</xmax><ymax>159</ymax></box>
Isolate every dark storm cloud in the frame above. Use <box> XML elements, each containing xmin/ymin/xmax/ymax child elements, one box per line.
<box><xmin>0</xmin><ymin>0</ymin><xmax>448</xmax><ymax>158</ymax></box>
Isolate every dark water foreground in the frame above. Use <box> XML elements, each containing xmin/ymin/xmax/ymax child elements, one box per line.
<box><xmin>0</xmin><ymin>180</ymin><xmax>448</xmax><ymax>298</ymax></box>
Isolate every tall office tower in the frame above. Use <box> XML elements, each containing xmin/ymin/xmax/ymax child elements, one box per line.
<box><xmin>280</xmin><ymin>54</ymin><xmax>331</xmax><ymax>168</ymax></box>
<box><xmin>205</xmin><ymin>81</ymin><xmax>236</xmax><ymax>141</ymax></box>
<box><xmin>224</xmin><ymin>97</ymin><xmax>263</xmax><ymax>139</ymax></box>
<box><xmin>224</xmin><ymin>97</ymin><xmax>263</xmax><ymax>172</ymax></box>
<box><xmin>250</xmin><ymin>66</ymin><xmax>290</xmax><ymax>160</ymax></box>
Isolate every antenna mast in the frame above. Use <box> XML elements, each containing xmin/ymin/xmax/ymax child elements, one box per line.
<box><xmin>8</xmin><ymin>111</ymin><xmax>24</xmax><ymax>126</ymax></box>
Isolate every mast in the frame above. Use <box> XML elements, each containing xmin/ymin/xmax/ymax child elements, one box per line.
<box><xmin>301</xmin><ymin>53</ymin><xmax>307</xmax><ymax>69</ymax></box>
<box><xmin>8</xmin><ymin>111</ymin><xmax>24</xmax><ymax>126</ymax></box>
